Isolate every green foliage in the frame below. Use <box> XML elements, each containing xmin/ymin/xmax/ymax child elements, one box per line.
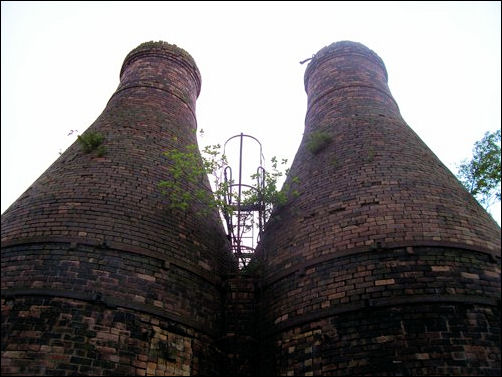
<box><xmin>159</xmin><ymin>133</ymin><xmax>299</xmax><ymax>223</ymax></box>
<box><xmin>457</xmin><ymin>129</ymin><xmax>501</xmax><ymax>208</ymax></box>
<box><xmin>159</xmin><ymin>142</ymin><xmax>226</xmax><ymax>214</ymax></box>
<box><xmin>244</xmin><ymin>157</ymin><xmax>300</xmax><ymax>221</ymax></box>
<box><xmin>306</xmin><ymin>130</ymin><xmax>332</xmax><ymax>155</ymax></box>
<box><xmin>77</xmin><ymin>131</ymin><xmax>106</xmax><ymax>156</ymax></box>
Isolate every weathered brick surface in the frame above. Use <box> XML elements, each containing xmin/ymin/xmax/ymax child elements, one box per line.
<box><xmin>1</xmin><ymin>296</ymin><xmax>217</xmax><ymax>376</ymax></box>
<box><xmin>2</xmin><ymin>243</ymin><xmax>225</xmax><ymax>333</ymax></box>
<box><xmin>2</xmin><ymin>40</ymin><xmax>501</xmax><ymax>376</ymax></box>
<box><xmin>1</xmin><ymin>42</ymin><xmax>232</xmax><ymax>274</ymax></box>
<box><xmin>257</xmin><ymin>247</ymin><xmax>500</xmax><ymax>333</ymax></box>
<box><xmin>258</xmin><ymin>42</ymin><xmax>500</xmax><ymax>275</ymax></box>
<box><xmin>1</xmin><ymin>41</ymin><xmax>235</xmax><ymax>375</ymax></box>
<box><xmin>255</xmin><ymin>41</ymin><xmax>501</xmax><ymax>375</ymax></box>
<box><xmin>219</xmin><ymin>276</ymin><xmax>257</xmax><ymax>376</ymax></box>
<box><xmin>259</xmin><ymin>302</ymin><xmax>500</xmax><ymax>376</ymax></box>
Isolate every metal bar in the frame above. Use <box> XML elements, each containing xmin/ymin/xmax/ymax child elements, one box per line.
<box><xmin>257</xmin><ymin>166</ymin><xmax>265</xmax><ymax>234</ymax></box>
<box><xmin>237</xmin><ymin>132</ymin><xmax>244</xmax><ymax>255</ymax></box>
<box><xmin>223</xmin><ymin>133</ymin><xmax>265</xmax><ymax>167</ymax></box>
<box><xmin>223</xmin><ymin>166</ymin><xmax>233</xmax><ymax>239</ymax></box>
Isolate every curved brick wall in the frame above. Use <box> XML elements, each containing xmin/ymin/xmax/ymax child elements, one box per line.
<box><xmin>1</xmin><ymin>41</ymin><xmax>235</xmax><ymax>375</ymax></box>
<box><xmin>255</xmin><ymin>41</ymin><xmax>501</xmax><ymax>375</ymax></box>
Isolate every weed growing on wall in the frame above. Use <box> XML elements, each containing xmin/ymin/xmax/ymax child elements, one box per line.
<box><xmin>306</xmin><ymin>130</ymin><xmax>332</xmax><ymax>155</ymax></box>
<box><xmin>77</xmin><ymin>131</ymin><xmax>106</xmax><ymax>156</ymax></box>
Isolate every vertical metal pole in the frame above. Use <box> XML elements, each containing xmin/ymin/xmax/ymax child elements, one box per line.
<box><xmin>257</xmin><ymin>167</ymin><xmax>263</xmax><ymax>236</ymax></box>
<box><xmin>237</xmin><ymin>132</ymin><xmax>244</xmax><ymax>257</ymax></box>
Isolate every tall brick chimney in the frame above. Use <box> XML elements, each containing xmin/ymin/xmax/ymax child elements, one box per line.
<box><xmin>1</xmin><ymin>41</ymin><xmax>234</xmax><ymax>375</ymax></box>
<box><xmin>255</xmin><ymin>41</ymin><xmax>501</xmax><ymax>375</ymax></box>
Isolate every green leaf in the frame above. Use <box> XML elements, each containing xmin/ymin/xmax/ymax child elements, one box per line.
<box><xmin>457</xmin><ymin>129</ymin><xmax>501</xmax><ymax>208</ymax></box>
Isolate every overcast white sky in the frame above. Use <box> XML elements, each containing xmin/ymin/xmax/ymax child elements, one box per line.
<box><xmin>1</xmin><ymin>1</ymin><xmax>501</xmax><ymax>225</ymax></box>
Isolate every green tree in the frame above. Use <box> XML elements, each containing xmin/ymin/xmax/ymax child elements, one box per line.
<box><xmin>457</xmin><ymin>129</ymin><xmax>501</xmax><ymax>208</ymax></box>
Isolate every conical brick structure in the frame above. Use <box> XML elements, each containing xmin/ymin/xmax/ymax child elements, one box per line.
<box><xmin>2</xmin><ymin>40</ymin><xmax>500</xmax><ymax>377</ymax></box>
<box><xmin>255</xmin><ymin>41</ymin><xmax>501</xmax><ymax>375</ymax></box>
<box><xmin>1</xmin><ymin>41</ymin><xmax>235</xmax><ymax>375</ymax></box>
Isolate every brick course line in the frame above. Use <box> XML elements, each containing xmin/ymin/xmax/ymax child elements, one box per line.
<box><xmin>1</xmin><ymin>288</ymin><xmax>217</xmax><ymax>338</ymax></box>
<box><xmin>260</xmin><ymin>242</ymin><xmax>500</xmax><ymax>289</ymax></box>
<box><xmin>305</xmin><ymin>84</ymin><xmax>400</xmax><ymax>119</ymax></box>
<box><xmin>120</xmin><ymin>51</ymin><xmax>201</xmax><ymax>91</ymax></box>
<box><xmin>108</xmin><ymin>84</ymin><xmax>197</xmax><ymax>122</ymax></box>
<box><xmin>304</xmin><ymin>50</ymin><xmax>389</xmax><ymax>88</ymax></box>
<box><xmin>260</xmin><ymin>294</ymin><xmax>499</xmax><ymax>338</ymax></box>
<box><xmin>1</xmin><ymin>237</ymin><xmax>222</xmax><ymax>287</ymax></box>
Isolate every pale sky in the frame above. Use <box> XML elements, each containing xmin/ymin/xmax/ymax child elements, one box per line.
<box><xmin>1</xmin><ymin>1</ymin><xmax>501</xmax><ymax>225</ymax></box>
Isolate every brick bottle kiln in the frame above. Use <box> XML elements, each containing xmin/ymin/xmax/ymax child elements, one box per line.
<box><xmin>1</xmin><ymin>42</ymin><xmax>236</xmax><ymax>375</ymax></box>
<box><xmin>2</xmin><ymin>41</ymin><xmax>501</xmax><ymax>376</ymax></box>
<box><xmin>254</xmin><ymin>41</ymin><xmax>501</xmax><ymax>375</ymax></box>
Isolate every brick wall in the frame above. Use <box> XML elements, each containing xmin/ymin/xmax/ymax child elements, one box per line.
<box><xmin>259</xmin><ymin>301</ymin><xmax>500</xmax><ymax>375</ymax></box>
<box><xmin>1</xmin><ymin>295</ymin><xmax>216</xmax><ymax>375</ymax></box>
<box><xmin>2</xmin><ymin>40</ymin><xmax>500</xmax><ymax>376</ymax></box>
<box><xmin>219</xmin><ymin>275</ymin><xmax>257</xmax><ymax>376</ymax></box>
<box><xmin>1</xmin><ymin>41</ymin><xmax>236</xmax><ymax>375</ymax></box>
<box><xmin>255</xmin><ymin>41</ymin><xmax>501</xmax><ymax>375</ymax></box>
